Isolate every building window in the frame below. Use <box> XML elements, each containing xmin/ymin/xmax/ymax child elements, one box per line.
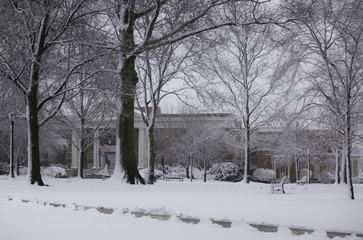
<box><xmin>87</xmin><ymin>149</ymin><xmax>93</xmax><ymax>168</ymax></box>
<box><xmin>66</xmin><ymin>151</ymin><xmax>72</xmax><ymax>168</ymax></box>
<box><xmin>251</xmin><ymin>151</ymin><xmax>258</xmax><ymax>170</ymax></box>
<box><xmin>352</xmin><ymin>160</ymin><xmax>358</xmax><ymax>177</ymax></box>
<box><xmin>299</xmin><ymin>160</ymin><xmax>307</xmax><ymax>169</ymax></box>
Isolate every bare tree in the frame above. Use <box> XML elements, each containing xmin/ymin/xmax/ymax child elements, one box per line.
<box><xmin>156</xmin><ymin>108</ymin><xmax>234</xmax><ymax>181</ymax></box>
<box><xmin>192</xmin><ymin>126</ymin><xmax>230</xmax><ymax>182</ymax></box>
<box><xmin>282</xmin><ymin>0</ymin><xmax>362</xmax><ymax>199</ymax></box>
<box><xmin>0</xmin><ymin>79</ymin><xmax>27</xmax><ymax>175</ymax></box>
<box><xmin>61</xmin><ymin>75</ymin><xmax>117</xmax><ymax>178</ymax></box>
<box><xmin>97</xmin><ymin>0</ymin><xmax>277</xmax><ymax>184</ymax></box>
<box><xmin>190</xmin><ymin>2</ymin><xmax>292</xmax><ymax>183</ymax></box>
<box><xmin>0</xmin><ymin>1</ymin><xmax>104</xmax><ymax>185</ymax></box>
<box><xmin>135</xmin><ymin>41</ymin><xmax>194</xmax><ymax>184</ymax></box>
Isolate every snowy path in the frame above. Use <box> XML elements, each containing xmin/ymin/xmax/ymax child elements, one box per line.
<box><xmin>2</xmin><ymin>196</ymin><xmax>362</xmax><ymax>239</ymax></box>
<box><xmin>1</xmin><ymin>177</ymin><xmax>363</xmax><ymax>240</ymax></box>
<box><xmin>2</xmin><ymin>197</ymin><xmax>342</xmax><ymax>240</ymax></box>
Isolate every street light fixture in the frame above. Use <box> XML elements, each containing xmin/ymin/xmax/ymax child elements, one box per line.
<box><xmin>8</xmin><ymin>112</ymin><xmax>16</xmax><ymax>178</ymax></box>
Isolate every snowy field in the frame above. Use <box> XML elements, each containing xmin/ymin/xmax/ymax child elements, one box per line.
<box><xmin>1</xmin><ymin>176</ymin><xmax>363</xmax><ymax>240</ymax></box>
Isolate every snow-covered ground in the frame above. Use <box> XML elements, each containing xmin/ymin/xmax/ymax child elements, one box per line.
<box><xmin>1</xmin><ymin>176</ymin><xmax>362</xmax><ymax>240</ymax></box>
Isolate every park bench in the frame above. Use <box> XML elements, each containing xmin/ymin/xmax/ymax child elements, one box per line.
<box><xmin>165</xmin><ymin>174</ymin><xmax>183</xmax><ymax>182</ymax></box>
<box><xmin>271</xmin><ymin>176</ymin><xmax>287</xmax><ymax>194</ymax></box>
<box><xmin>297</xmin><ymin>176</ymin><xmax>307</xmax><ymax>186</ymax></box>
<box><xmin>85</xmin><ymin>169</ymin><xmax>110</xmax><ymax>180</ymax></box>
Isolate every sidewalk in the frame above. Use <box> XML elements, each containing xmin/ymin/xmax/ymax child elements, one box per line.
<box><xmin>4</xmin><ymin>196</ymin><xmax>363</xmax><ymax>239</ymax></box>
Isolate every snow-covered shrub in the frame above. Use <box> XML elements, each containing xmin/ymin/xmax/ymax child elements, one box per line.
<box><xmin>158</xmin><ymin>165</ymin><xmax>202</xmax><ymax>179</ymax></box>
<box><xmin>300</xmin><ymin>168</ymin><xmax>313</xmax><ymax>178</ymax></box>
<box><xmin>0</xmin><ymin>162</ymin><xmax>9</xmax><ymax>175</ymax></box>
<box><xmin>318</xmin><ymin>170</ymin><xmax>334</xmax><ymax>183</ymax></box>
<box><xmin>41</xmin><ymin>166</ymin><xmax>67</xmax><ymax>178</ymax></box>
<box><xmin>0</xmin><ymin>163</ymin><xmax>27</xmax><ymax>176</ymax></box>
<box><xmin>191</xmin><ymin>168</ymin><xmax>203</xmax><ymax>179</ymax></box>
<box><xmin>164</xmin><ymin>165</ymin><xmax>186</xmax><ymax>177</ymax></box>
<box><xmin>140</xmin><ymin>168</ymin><xmax>163</xmax><ymax>180</ymax></box>
<box><xmin>209</xmin><ymin>162</ymin><xmax>239</xmax><ymax>181</ymax></box>
<box><xmin>253</xmin><ymin>168</ymin><xmax>276</xmax><ymax>182</ymax></box>
<box><xmin>19</xmin><ymin>166</ymin><xmax>27</xmax><ymax>175</ymax></box>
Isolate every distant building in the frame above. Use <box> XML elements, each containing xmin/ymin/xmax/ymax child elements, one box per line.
<box><xmin>64</xmin><ymin>111</ymin><xmax>361</xmax><ymax>182</ymax></box>
<box><xmin>2</xmin><ymin>110</ymin><xmax>360</xmax><ymax>182</ymax></box>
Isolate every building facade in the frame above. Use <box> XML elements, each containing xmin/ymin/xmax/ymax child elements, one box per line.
<box><xmin>64</xmin><ymin>112</ymin><xmax>362</xmax><ymax>182</ymax></box>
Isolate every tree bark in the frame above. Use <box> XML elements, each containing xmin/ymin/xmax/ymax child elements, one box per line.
<box><xmin>27</xmin><ymin>88</ymin><xmax>45</xmax><ymax>186</ymax></box>
<box><xmin>79</xmin><ymin>149</ymin><xmax>85</xmax><ymax>179</ymax></box>
<box><xmin>26</xmin><ymin>9</ymin><xmax>49</xmax><ymax>186</ymax></box>
<box><xmin>186</xmin><ymin>164</ymin><xmax>190</xmax><ymax>179</ymax></box>
<box><xmin>346</xmin><ymin>145</ymin><xmax>354</xmax><ymax>200</ymax></box>
<box><xmin>341</xmin><ymin>149</ymin><xmax>347</xmax><ymax>184</ymax></box>
<box><xmin>203</xmin><ymin>167</ymin><xmax>207</xmax><ymax>183</ymax></box>
<box><xmin>295</xmin><ymin>156</ymin><xmax>299</xmax><ymax>183</ymax></box>
<box><xmin>345</xmin><ymin>91</ymin><xmax>354</xmax><ymax>199</ymax></box>
<box><xmin>119</xmin><ymin>56</ymin><xmax>145</xmax><ymax>184</ymax></box>
<box><xmin>243</xmin><ymin>124</ymin><xmax>251</xmax><ymax>183</ymax></box>
<box><xmin>334</xmin><ymin>150</ymin><xmax>340</xmax><ymax>184</ymax></box>
<box><xmin>147</xmin><ymin>127</ymin><xmax>156</xmax><ymax>184</ymax></box>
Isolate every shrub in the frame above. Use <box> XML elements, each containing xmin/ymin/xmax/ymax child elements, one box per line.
<box><xmin>209</xmin><ymin>162</ymin><xmax>239</xmax><ymax>181</ymax></box>
<box><xmin>0</xmin><ymin>162</ymin><xmax>9</xmax><ymax>175</ymax></box>
<box><xmin>300</xmin><ymin>168</ymin><xmax>313</xmax><ymax>179</ymax></box>
<box><xmin>158</xmin><ymin>165</ymin><xmax>202</xmax><ymax>179</ymax></box>
<box><xmin>41</xmin><ymin>166</ymin><xmax>67</xmax><ymax>178</ymax></box>
<box><xmin>319</xmin><ymin>170</ymin><xmax>335</xmax><ymax>183</ymax></box>
<box><xmin>161</xmin><ymin>165</ymin><xmax>186</xmax><ymax>177</ymax></box>
<box><xmin>140</xmin><ymin>168</ymin><xmax>163</xmax><ymax>180</ymax></box>
<box><xmin>19</xmin><ymin>166</ymin><xmax>27</xmax><ymax>175</ymax></box>
<box><xmin>253</xmin><ymin>168</ymin><xmax>276</xmax><ymax>182</ymax></box>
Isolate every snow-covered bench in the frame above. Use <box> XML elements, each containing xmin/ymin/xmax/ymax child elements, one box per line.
<box><xmin>297</xmin><ymin>176</ymin><xmax>307</xmax><ymax>186</ymax></box>
<box><xmin>85</xmin><ymin>169</ymin><xmax>110</xmax><ymax>180</ymax></box>
<box><xmin>165</xmin><ymin>174</ymin><xmax>183</xmax><ymax>182</ymax></box>
<box><xmin>271</xmin><ymin>176</ymin><xmax>287</xmax><ymax>194</ymax></box>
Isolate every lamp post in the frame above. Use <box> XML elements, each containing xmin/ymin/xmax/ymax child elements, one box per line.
<box><xmin>8</xmin><ymin>112</ymin><xmax>15</xmax><ymax>178</ymax></box>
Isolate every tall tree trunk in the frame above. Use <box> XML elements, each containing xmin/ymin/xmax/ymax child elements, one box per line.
<box><xmin>147</xmin><ymin>127</ymin><xmax>155</xmax><ymax>184</ymax></box>
<box><xmin>243</xmin><ymin>126</ymin><xmax>250</xmax><ymax>183</ymax></box>
<box><xmin>334</xmin><ymin>150</ymin><xmax>340</xmax><ymax>184</ymax></box>
<box><xmin>79</xmin><ymin>87</ymin><xmax>85</xmax><ymax>179</ymax></box>
<box><xmin>341</xmin><ymin>148</ymin><xmax>347</xmax><ymax>184</ymax></box>
<box><xmin>9</xmin><ymin>117</ymin><xmax>15</xmax><ymax>178</ymax></box>
<box><xmin>26</xmin><ymin>11</ymin><xmax>49</xmax><ymax>186</ymax></box>
<box><xmin>27</xmin><ymin>90</ymin><xmax>45</xmax><ymax>186</ymax></box>
<box><xmin>242</xmin><ymin>85</ymin><xmax>250</xmax><ymax>183</ymax></box>
<box><xmin>203</xmin><ymin>163</ymin><xmax>207</xmax><ymax>183</ymax></box>
<box><xmin>295</xmin><ymin>156</ymin><xmax>299</xmax><ymax>183</ymax></box>
<box><xmin>307</xmin><ymin>153</ymin><xmax>310</xmax><ymax>184</ymax></box>
<box><xmin>119</xmin><ymin>56</ymin><xmax>145</xmax><ymax>184</ymax></box>
<box><xmin>79</xmin><ymin>149</ymin><xmax>85</xmax><ymax>179</ymax></box>
<box><xmin>345</xmin><ymin>92</ymin><xmax>354</xmax><ymax>200</ymax></box>
<box><xmin>186</xmin><ymin>164</ymin><xmax>190</xmax><ymax>179</ymax></box>
<box><xmin>346</xmin><ymin>146</ymin><xmax>354</xmax><ymax>200</ymax></box>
